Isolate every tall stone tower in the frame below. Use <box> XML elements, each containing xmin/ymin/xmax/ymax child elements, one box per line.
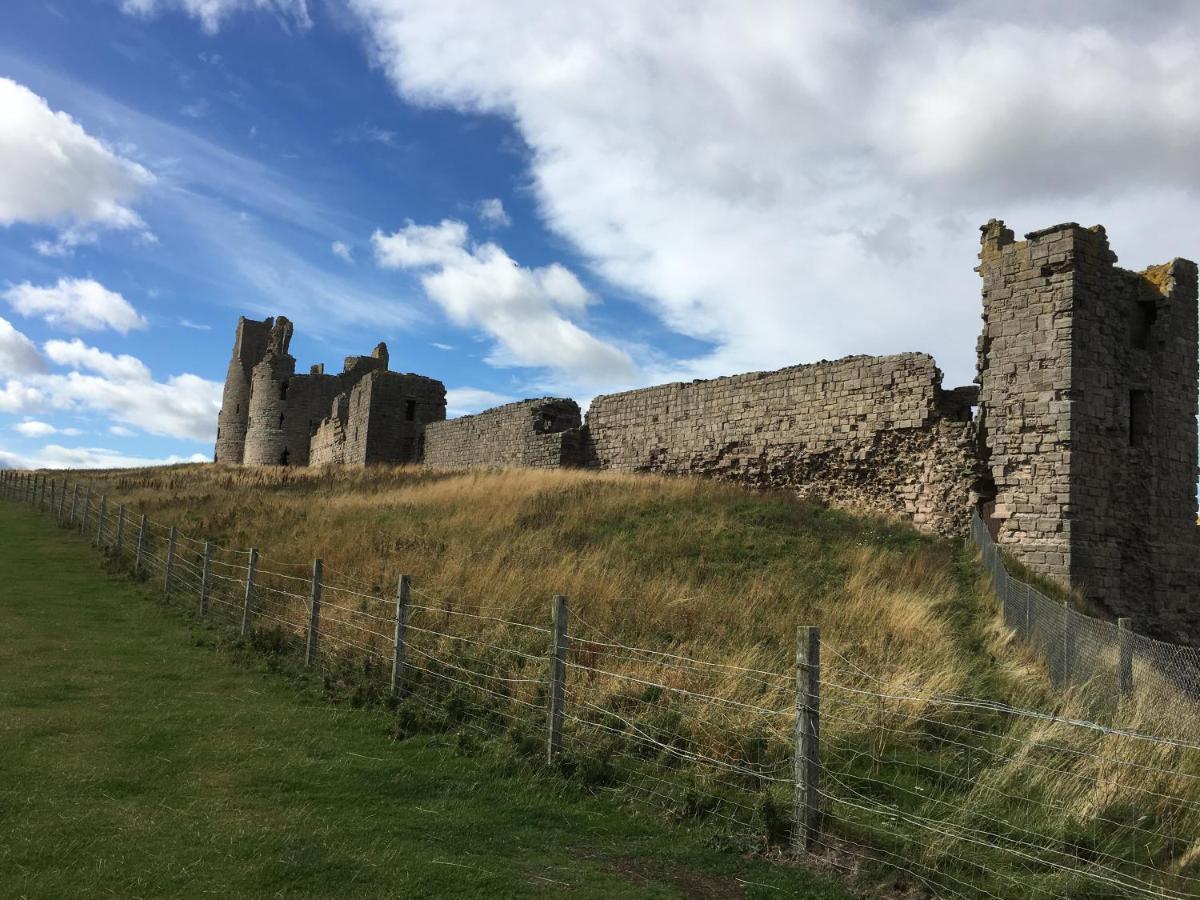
<box><xmin>976</xmin><ymin>220</ymin><xmax>1200</xmax><ymax>640</ymax></box>
<box><xmin>214</xmin><ymin>316</ymin><xmax>277</xmax><ymax>464</ymax></box>
<box><xmin>242</xmin><ymin>316</ymin><xmax>297</xmax><ymax>467</ymax></box>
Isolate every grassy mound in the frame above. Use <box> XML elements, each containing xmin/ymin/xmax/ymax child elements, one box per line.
<box><xmin>50</xmin><ymin>463</ymin><xmax>1200</xmax><ymax>899</ymax></box>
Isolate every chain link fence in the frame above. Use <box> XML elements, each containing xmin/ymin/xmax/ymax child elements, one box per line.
<box><xmin>972</xmin><ymin>509</ymin><xmax>1200</xmax><ymax>706</ymax></box>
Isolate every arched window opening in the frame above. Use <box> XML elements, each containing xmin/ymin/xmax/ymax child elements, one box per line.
<box><xmin>280</xmin><ymin>448</ymin><xmax>290</xmax><ymax>466</ymax></box>
<box><xmin>280</xmin><ymin>380</ymin><xmax>289</xmax><ymax>401</ymax></box>
<box><xmin>405</xmin><ymin>399</ymin><xmax>416</xmax><ymax>422</ymax></box>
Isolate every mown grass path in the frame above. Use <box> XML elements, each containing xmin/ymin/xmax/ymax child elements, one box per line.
<box><xmin>0</xmin><ymin>502</ymin><xmax>847</xmax><ymax>899</ymax></box>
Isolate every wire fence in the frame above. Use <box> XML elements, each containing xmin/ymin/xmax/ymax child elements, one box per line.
<box><xmin>6</xmin><ymin>469</ymin><xmax>1200</xmax><ymax>899</ymax></box>
<box><xmin>972</xmin><ymin>510</ymin><xmax>1200</xmax><ymax>711</ymax></box>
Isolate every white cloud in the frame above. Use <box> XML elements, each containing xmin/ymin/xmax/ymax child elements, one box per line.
<box><xmin>348</xmin><ymin>1</ymin><xmax>1200</xmax><ymax>388</ymax></box>
<box><xmin>445</xmin><ymin>387</ymin><xmax>515</xmax><ymax>417</ymax></box>
<box><xmin>14</xmin><ymin>420</ymin><xmax>56</xmax><ymax>437</ymax></box>
<box><xmin>331</xmin><ymin>240</ymin><xmax>354</xmax><ymax>263</ymax></box>
<box><xmin>118</xmin><ymin>0</ymin><xmax>311</xmax><ymax>33</ymax></box>
<box><xmin>374</xmin><ymin>219</ymin><xmax>634</xmax><ymax>382</ymax></box>
<box><xmin>0</xmin><ymin>335</ymin><xmax>220</xmax><ymax>442</ymax></box>
<box><xmin>0</xmin><ymin>317</ymin><xmax>46</xmax><ymax>376</ymax></box>
<box><xmin>0</xmin><ymin>443</ymin><xmax>208</xmax><ymax>470</ymax></box>
<box><xmin>477</xmin><ymin>197</ymin><xmax>511</xmax><ymax>228</ymax></box>
<box><xmin>109</xmin><ymin>425</ymin><xmax>135</xmax><ymax>437</ymax></box>
<box><xmin>0</xmin><ymin>77</ymin><xmax>155</xmax><ymax>249</ymax></box>
<box><xmin>0</xmin><ymin>379</ymin><xmax>45</xmax><ymax>414</ymax></box>
<box><xmin>179</xmin><ymin>319</ymin><xmax>212</xmax><ymax>331</ymax></box>
<box><xmin>4</xmin><ymin>278</ymin><xmax>148</xmax><ymax>334</ymax></box>
<box><xmin>44</xmin><ymin>338</ymin><xmax>151</xmax><ymax>381</ymax></box>
<box><xmin>431</xmin><ymin>342</ymin><xmax>454</xmax><ymax>351</ymax></box>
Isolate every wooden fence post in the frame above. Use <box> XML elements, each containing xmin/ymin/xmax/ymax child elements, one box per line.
<box><xmin>67</xmin><ymin>483</ymin><xmax>78</xmax><ymax>526</ymax></box>
<box><xmin>547</xmin><ymin>594</ymin><xmax>569</xmax><ymax>766</ymax></box>
<box><xmin>241</xmin><ymin>548</ymin><xmax>258</xmax><ymax>636</ymax></box>
<box><xmin>48</xmin><ymin>479</ymin><xmax>55</xmax><ymax>516</ymax></box>
<box><xmin>391</xmin><ymin>574</ymin><xmax>411</xmax><ymax>695</ymax></box>
<box><xmin>95</xmin><ymin>495</ymin><xmax>106</xmax><ymax>546</ymax></box>
<box><xmin>1061</xmin><ymin>602</ymin><xmax>1075</xmax><ymax>685</ymax></box>
<box><xmin>134</xmin><ymin>514</ymin><xmax>147</xmax><ymax>574</ymax></box>
<box><xmin>199</xmin><ymin>541</ymin><xmax>212</xmax><ymax>616</ymax></box>
<box><xmin>114</xmin><ymin>504</ymin><xmax>126</xmax><ymax>555</ymax></box>
<box><xmin>164</xmin><ymin>526</ymin><xmax>177</xmax><ymax>596</ymax></box>
<box><xmin>1118</xmin><ymin>617</ymin><xmax>1134</xmax><ymax>697</ymax></box>
<box><xmin>305</xmin><ymin>558</ymin><xmax>323</xmax><ymax>666</ymax></box>
<box><xmin>58</xmin><ymin>480</ymin><xmax>68</xmax><ymax>525</ymax></box>
<box><xmin>794</xmin><ymin>625</ymin><xmax>822</xmax><ymax>852</ymax></box>
<box><xmin>37</xmin><ymin>475</ymin><xmax>45</xmax><ymax>511</ymax></box>
<box><xmin>79</xmin><ymin>487</ymin><xmax>90</xmax><ymax>535</ymax></box>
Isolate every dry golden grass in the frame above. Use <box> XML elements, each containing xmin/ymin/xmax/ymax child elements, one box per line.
<box><xmin>51</xmin><ymin>462</ymin><xmax>1200</xmax><ymax>896</ymax></box>
<box><xmin>71</xmin><ymin>463</ymin><xmax>985</xmax><ymax>702</ymax></box>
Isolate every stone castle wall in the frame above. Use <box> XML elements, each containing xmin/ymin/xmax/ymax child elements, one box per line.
<box><xmin>977</xmin><ymin>221</ymin><xmax>1200</xmax><ymax>641</ymax></box>
<box><xmin>584</xmin><ymin>353</ymin><xmax>981</xmax><ymax>536</ymax></box>
<box><xmin>423</xmin><ymin>399</ymin><xmax>585</xmax><ymax>470</ymax></box>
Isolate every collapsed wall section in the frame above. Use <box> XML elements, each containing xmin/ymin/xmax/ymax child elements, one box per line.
<box><xmin>423</xmin><ymin>399</ymin><xmax>585</xmax><ymax>470</ymax></box>
<box><xmin>585</xmin><ymin>354</ymin><xmax>980</xmax><ymax>536</ymax></box>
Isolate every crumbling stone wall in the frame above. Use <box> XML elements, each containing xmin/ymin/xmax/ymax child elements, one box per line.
<box><xmin>309</xmin><ymin>395</ymin><xmax>349</xmax><ymax>467</ymax></box>
<box><xmin>424</xmin><ymin>399</ymin><xmax>585</xmax><ymax>470</ymax></box>
<box><xmin>584</xmin><ymin>354</ymin><xmax>981</xmax><ymax>536</ymax></box>
<box><xmin>311</xmin><ymin>370</ymin><xmax>446</xmax><ymax>466</ymax></box>
<box><xmin>978</xmin><ymin>220</ymin><xmax>1200</xmax><ymax>642</ymax></box>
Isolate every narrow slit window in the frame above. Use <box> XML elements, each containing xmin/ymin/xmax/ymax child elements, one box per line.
<box><xmin>1129</xmin><ymin>390</ymin><xmax>1150</xmax><ymax>447</ymax></box>
<box><xmin>405</xmin><ymin>399</ymin><xmax>416</xmax><ymax>422</ymax></box>
<box><xmin>1131</xmin><ymin>302</ymin><xmax>1157</xmax><ymax>350</ymax></box>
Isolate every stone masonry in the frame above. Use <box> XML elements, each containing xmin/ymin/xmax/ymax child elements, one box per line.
<box><xmin>213</xmin><ymin>219</ymin><xmax>1200</xmax><ymax>642</ymax></box>
<box><xmin>216</xmin><ymin>316</ymin><xmax>446</xmax><ymax>469</ymax></box>
<box><xmin>977</xmin><ymin>221</ymin><xmax>1200</xmax><ymax>642</ymax></box>
<box><xmin>583</xmin><ymin>354</ymin><xmax>981</xmax><ymax>536</ymax></box>
<box><xmin>424</xmin><ymin>398</ymin><xmax>586</xmax><ymax>470</ymax></box>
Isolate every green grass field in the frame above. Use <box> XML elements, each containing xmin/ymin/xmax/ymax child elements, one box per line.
<box><xmin>0</xmin><ymin>501</ymin><xmax>849</xmax><ymax>899</ymax></box>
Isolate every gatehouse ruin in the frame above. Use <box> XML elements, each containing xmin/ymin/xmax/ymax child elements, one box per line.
<box><xmin>214</xmin><ymin>220</ymin><xmax>1200</xmax><ymax>643</ymax></box>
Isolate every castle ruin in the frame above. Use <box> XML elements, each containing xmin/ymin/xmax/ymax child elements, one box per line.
<box><xmin>215</xmin><ymin>220</ymin><xmax>1200</xmax><ymax>643</ymax></box>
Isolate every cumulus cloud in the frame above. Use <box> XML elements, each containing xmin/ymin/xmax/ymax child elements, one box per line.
<box><xmin>44</xmin><ymin>339</ymin><xmax>151</xmax><ymax>381</ymax></box>
<box><xmin>0</xmin><ymin>317</ymin><xmax>46</xmax><ymax>376</ymax></box>
<box><xmin>0</xmin><ymin>335</ymin><xmax>220</xmax><ymax>442</ymax></box>
<box><xmin>0</xmin><ymin>380</ymin><xmax>45</xmax><ymax>414</ymax></box>
<box><xmin>445</xmin><ymin>387</ymin><xmax>515</xmax><ymax>417</ymax></box>
<box><xmin>118</xmin><ymin>0</ymin><xmax>311</xmax><ymax>33</ymax></box>
<box><xmin>373</xmin><ymin>219</ymin><xmax>634</xmax><ymax>382</ymax></box>
<box><xmin>0</xmin><ymin>77</ymin><xmax>155</xmax><ymax>250</ymax></box>
<box><xmin>4</xmin><ymin>278</ymin><xmax>148</xmax><ymax>334</ymax></box>
<box><xmin>331</xmin><ymin>240</ymin><xmax>354</xmax><ymax>263</ymax></box>
<box><xmin>348</xmin><ymin>0</ymin><xmax>1200</xmax><ymax>387</ymax></box>
<box><xmin>477</xmin><ymin>197</ymin><xmax>511</xmax><ymax>228</ymax></box>
<box><xmin>13</xmin><ymin>420</ymin><xmax>56</xmax><ymax>437</ymax></box>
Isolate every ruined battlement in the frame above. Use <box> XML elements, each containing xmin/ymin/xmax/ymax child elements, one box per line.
<box><xmin>424</xmin><ymin>398</ymin><xmax>586</xmax><ymax>470</ymax></box>
<box><xmin>213</xmin><ymin>218</ymin><xmax>1200</xmax><ymax>642</ymax></box>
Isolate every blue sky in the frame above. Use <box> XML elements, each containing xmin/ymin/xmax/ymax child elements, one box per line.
<box><xmin>2</xmin><ymin>1</ymin><xmax>1199</xmax><ymax>468</ymax></box>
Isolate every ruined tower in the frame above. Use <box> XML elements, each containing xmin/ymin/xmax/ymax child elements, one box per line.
<box><xmin>222</xmin><ymin>315</ymin><xmax>446</xmax><ymax>469</ymax></box>
<box><xmin>214</xmin><ymin>316</ymin><xmax>276</xmax><ymax>464</ymax></box>
<box><xmin>976</xmin><ymin>220</ymin><xmax>1200</xmax><ymax>641</ymax></box>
